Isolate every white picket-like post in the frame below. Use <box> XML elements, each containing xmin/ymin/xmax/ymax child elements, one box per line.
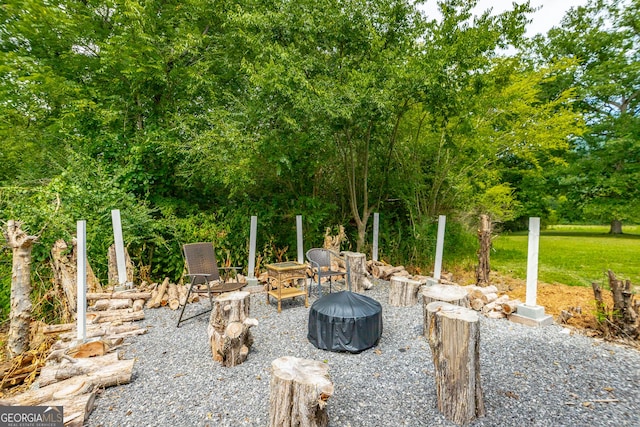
<box><xmin>111</xmin><ymin>209</ymin><xmax>127</xmax><ymax>287</ymax></box>
<box><xmin>372</xmin><ymin>212</ymin><xmax>379</xmax><ymax>262</ymax></box>
<box><xmin>296</xmin><ymin>215</ymin><xmax>303</xmax><ymax>264</ymax></box>
<box><xmin>525</xmin><ymin>217</ymin><xmax>541</xmax><ymax>307</ymax></box>
<box><xmin>76</xmin><ymin>220</ymin><xmax>87</xmax><ymax>342</ymax></box>
<box><xmin>434</xmin><ymin>215</ymin><xmax>446</xmax><ymax>280</ymax></box>
<box><xmin>248</xmin><ymin>216</ymin><xmax>258</xmax><ymax>278</ymax></box>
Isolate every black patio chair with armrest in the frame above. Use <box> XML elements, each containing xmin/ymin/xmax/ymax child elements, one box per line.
<box><xmin>306</xmin><ymin>248</ymin><xmax>351</xmax><ymax>297</ymax></box>
<box><xmin>177</xmin><ymin>242</ymin><xmax>244</xmax><ymax>327</ymax></box>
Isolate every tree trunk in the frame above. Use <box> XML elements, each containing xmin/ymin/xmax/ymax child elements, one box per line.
<box><xmin>606</xmin><ymin>270</ymin><xmax>638</xmax><ymax>339</ymax></box>
<box><xmin>4</xmin><ymin>220</ymin><xmax>37</xmax><ymax>357</ymax></box>
<box><xmin>426</xmin><ymin>301</ymin><xmax>485</xmax><ymax>425</ymax></box>
<box><xmin>422</xmin><ymin>284</ymin><xmax>469</xmax><ymax>337</ymax></box>
<box><xmin>388</xmin><ymin>276</ymin><xmax>421</xmax><ymax>306</ymax></box>
<box><xmin>269</xmin><ymin>356</ymin><xmax>333</xmax><ymax>427</ymax></box>
<box><xmin>475</xmin><ymin>214</ymin><xmax>492</xmax><ymax>286</ymax></box>
<box><xmin>342</xmin><ymin>251</ymin><xmax>372</xmax><ymax>292</ymax></box>
<box><xmin>609</xmin><ymin>219</ymin><xmax>623</xmax><ymax>234</ymax></box>
<box><xmin>208</xmin><ymin>291</ymin><xmax>258</xmax><ymax>367</ymax></box>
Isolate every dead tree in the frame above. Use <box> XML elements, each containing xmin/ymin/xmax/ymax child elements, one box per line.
<box><xmin>592</xmin><ymin>271</ymin><xmax>639</xmax><ymax>339</ymax></box>
<box><xmin>3</xmin><ymin>220</ymin><xmax>37</xmax><ymax>357</ymax></box>
<box><xmin>475</xmin><ymin>214</ymin><xmax>492</xmax><ymax>286</ymax></box>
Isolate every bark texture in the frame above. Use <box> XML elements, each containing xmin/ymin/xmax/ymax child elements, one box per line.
<box><xmin>388</xmin><ymin>276</ymin><xmax>421</xmax><ymax>306</ymax></box>
<box><xmin>427</xmin><ymin>301</ymin><xmax>485</xmax><ymax>425</ymax></box>
<box><xmin>475</xmin><ymin>214</ymin><xmax>492</xmax><ymax>286</ymax></box>
<box><xmin>208</xmin><ymin>291</ymin><xmax>258</xmax><ymax>367</ymax></box>
<box><xmin>4</xmin><ymin>220</ymin><xmax>37</xmax><ymax>357</ymax></box>
<box><xmin>342</xmin><ymin>251</ymin><xmax>373</xmax><ymax>292</ymax></box>
<box><xmin>269</xmin><ymin>356</ymin><xmax>333</xmax><ymax>427</ymax></box>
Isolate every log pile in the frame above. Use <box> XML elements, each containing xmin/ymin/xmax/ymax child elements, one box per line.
<box><xmin>1</xmin><ymin>314</ymin><xmax>144</xmax><ymax>426</ymax></box>
<box><xmin>463</xmin><ymin>285</ymin><xmax>521</xmax><ymax>319</ymax></box>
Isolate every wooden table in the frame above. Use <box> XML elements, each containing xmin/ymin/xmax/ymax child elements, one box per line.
<box><xmin>266</xmin><ymin>261</ymin><xmax>309</xmax><ymax>313</ymax></box>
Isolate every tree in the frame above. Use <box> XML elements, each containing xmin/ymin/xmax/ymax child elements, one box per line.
<box><xmin>541</xmin><ymin>0</ymin><xmax>640</xmax><ymax>232</ymax></box>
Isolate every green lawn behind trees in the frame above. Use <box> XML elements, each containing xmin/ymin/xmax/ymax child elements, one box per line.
<box><xmin>491</xmin><ymin>225</ymin><xmax>640</xmax><ymax>287</ymax></box>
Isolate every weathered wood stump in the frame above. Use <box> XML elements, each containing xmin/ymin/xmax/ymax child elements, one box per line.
<box><xmin>269</xmin><ymin>356</ymin><xmax>333</xmax><ymax>427</ymax></box>
<box><xmin>342</xmin><ymin>251</ymin><xmax>373</xmax><ymax>292</ymax></box>
<box><xmin>388</xmin><ymin>276</ymin><xmax>421</xmax><ymax>306</ymax></box>
<box><xmin>208</xmin><ymin>291</ymin><xmax>258</xmax><ymax>367</ymax></box>
<box><xmin>426</xmin><ymin>301</ymin><xmax>484</xmax><ymax>425</ymax></box>
<box><xmin>422</xmin><ymin>284</ymin><xmax>469</xmax><ymax>336</ymax></box>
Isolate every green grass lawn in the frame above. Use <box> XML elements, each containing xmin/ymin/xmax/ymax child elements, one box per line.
<box><xmin>491</xmin><ymin>224</ymin><xmax>640</xmax><ymax>287</ymax></box>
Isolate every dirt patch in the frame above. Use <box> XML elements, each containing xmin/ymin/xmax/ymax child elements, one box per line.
<box><xmin>451</xmin><ymin>268</ymin><xmax>614</xmax><ymax>334</ymax></box>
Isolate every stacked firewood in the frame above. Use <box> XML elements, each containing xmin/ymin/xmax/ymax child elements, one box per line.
<box><xmin>367</xmin><ymin>260</ymin><xmax>410</xmax><ymax>280</ymax></box>
<box><xmin>0</xmin><ymin>316</ymin><xmax>145</xmax><ymax>426</ymax></box>
<box><xmin>464</xmin><ymin>285</ymin><xmax>521</xmax><ymax>319</ymax></box>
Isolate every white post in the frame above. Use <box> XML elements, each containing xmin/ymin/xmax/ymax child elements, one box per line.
<box><xmin>525</xmin><ymin>217</ymin><xmax>540</xmax><ymax>306</ymax></box>
<box><xmin>434</xmin><ymin>215</ymin><xmax>446</xmax><ymax>280</ymax></box>
<box><xmin>248</xmin><ymin>216</ymin><xmax>258</xmax><ymax>278</ymax></box>
<box><xmin>76</xmin><ymin>220</ymin><xmax>87</xmax><ymax>342</ymax></box>
<box><xmin>111</xmin><ymin>209</ymin><xmax>127</xmax><ymax>288</ymax></box>
<box><xmin>372</xmin><ymin>212</ymin><xmax>379</xmax><ymax>262</ymax></box>
<box><xmin>296</xmin><ymin>215</ymin><xmax>303</xmax><ymax>264</ymax></box>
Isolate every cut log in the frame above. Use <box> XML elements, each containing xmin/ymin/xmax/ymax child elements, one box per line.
<box><xmin>147</xmin><ymin>277</ymin><xmax>170</xmax><ymax>309</ymax></box>
<box><xmin>4</xmin><ymin>220</ymin><xmax>37</xmax><ymax>357</ymax></box>
<box><xmin>501</xmin><ymin>299</ymin><xmax>521</xmax><ymax>315</ymax></box>
<box><xmin>86</xmin><ymin>291</ymin><xmax>151</xmax><ymax>301</ymax></box>
<box><xmin>426</xmin><ymin>301</ymin><xmax>485</xmax><ymax>425</ymax></box>
<box><xmin>42</xmin><ymin>391</ymin><xmax>96</xmax><ymax>427</ymax></box>
<box><xmin>342</xmin><ymin>251</ymin><xmax>373</xmax><ymax>292</ymax></box>
<box><xmin>168</xmin><ymin>283</ymin><xmax>180</xmax><ymax>310</ymax></box>
<box><xmin>422</xmin><ymin>285</ymin><xmax>469</xmax><ymax>337</ymax></box>
<box><xmin>470</xmin><ymin>298</ymin><xmax>485</xmax><ymax>311</ymax></box>
<box><xmin>57</xmin><ymin>324</ymin><xmax>146</xmax><ymax>342</ymax></box>
<box><xmin>85</xmin><ymin>309</ymin><xmax>144</xmax><ymax>324</ymax></box>
<box><xmin>132</xmin><ymin>299</ymin><xmax>145</xmax><ymax>311</ymax></box>
<box><xmin>372</xmin><ymin>264</ymin><xmax>408</xmax><ymax>280</ymax></box>
<box><xmin>39</xmin><ymin>353</ymin><xmax>120</xmax><ymax>387</ymax></box>
<box><xmin>0</xmin><ymin>358</ymin><xmax>134</xmax><ymax>406</ymax></box>
<box><xmin>208</xmin><ymin>291</ymin><xmax>258</xmax><ymax>367</ymax></box>
<box><xmin>269</xmin><ymin>356</ymin><xmax>333</xmax><ymax>427</ymax></box>
<box><xmin>389</xmin><ymin>276</ymin><xmax>421</xmax><ymax>307</ymax></box>
<box><xmin>177</xmin><ymin>285</ymin><xmax>188</xmax><ymax>306</ymax></box>
<box><xmin>91</xmin><ymin>298</ymin><xmax>133</xmax><ymax>311</ymax></box>
<box><xmin>481</xmin><ymin>295</ymin><xmax>509</xmax><ymax>314</ymax></box>
<box><xmin>475</xmin><ymin>214</ymin><xmax>492</xmax><ymax>285</ymax></box>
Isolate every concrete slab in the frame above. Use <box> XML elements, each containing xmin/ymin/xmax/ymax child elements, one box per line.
<box><xmin>509</xmin><ymin>303</ymin><xmax>554</xmax><ymax>327</ymax></box>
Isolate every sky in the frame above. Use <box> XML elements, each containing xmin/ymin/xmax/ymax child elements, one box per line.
<box><xmin>419</xmin><ymin>0</ymin><xmax>589</xmax><ymax>37</ymax></box>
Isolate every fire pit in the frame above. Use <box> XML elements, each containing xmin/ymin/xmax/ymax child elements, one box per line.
<box><xmin>307</xmin><ymin>291</ymin><xmax>383</xmax><ymax>353</ymax></box>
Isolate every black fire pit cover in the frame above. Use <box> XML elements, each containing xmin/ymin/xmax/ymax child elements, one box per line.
<box><xmin>308</xmin><ymin>291</ymin><xmax>383</xmax><ymax>353</ymax></box>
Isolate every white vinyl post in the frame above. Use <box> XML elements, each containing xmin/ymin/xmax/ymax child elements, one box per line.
<box><xmin>433</xmin><ymin>215</ymin><xmax>446</xmax><ymax>280</ymax></box>
<box><xmin>525</xmin><ymin>217</ymin><xmax>541</xmax><ymax>307</ymax></box>
<box><xmin>248</xmin><ymin>216</ymin><xmax>257</xmax><ymax>278</ymax></box>
<box><xmin>296</xmin><ymin>215</ymin><xmax>304</xmax><ymax>264</ymax></box>
<box><xmin>76</xmin><ymin>220</ymin><xmax>87</xmax><ymax>342</ymax></box>
<box><xmin>372</xmin><ymin>212</ymin><xmax>379</xmax><ymax>261</ymax></box>
<box><xmin>111</xmin><ymin>209</ymin><xmax>127</xmax><ymax>287</ymax></box>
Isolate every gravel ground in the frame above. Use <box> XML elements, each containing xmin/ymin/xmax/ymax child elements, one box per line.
<box><xmin>87</xmin><ymin>281</ymin><xmax>640</xmax><ymax>427</ymax></box>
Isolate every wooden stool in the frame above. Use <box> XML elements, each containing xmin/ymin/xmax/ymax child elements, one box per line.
<box><xmin>426</xmin><ymin>301</ymin><xmax>485</xmax><ymax>425</ymax></box>
<box><xmin>208</xmin><ymin>291</ymin><xmax>258</xmax><ymax>367</ymax></box>
<box><xmin>388</xmin><ymin>276</ymin><xmax>421</xmax><ymax>306</ymax></box>
<box><xmin>269</xmin><ymin>356</ymin><xmax>333</xmax><ymax>427</ymax></box>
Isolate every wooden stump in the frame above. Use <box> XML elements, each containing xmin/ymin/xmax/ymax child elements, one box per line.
<box><xmin>422</xmin><ymin>284</ymin><xmax>469</xmax><ymax>336</ymax></box>
<box><xmin>208</xmin><ymin>291</ymin><xmax>258</xmax><ymax>367</ymax></box>
<box><xmin>475</xmin><ymin>214</ymin><xmax>492</xmax><ymax>285</ymax></box>
<box><xmin>388</xmin><ymin>276</ymin><xmax>421</xmax><ymax>306</ymax></box>
<box><xmin>426</xmin><ymin>301</ymin><xmax>484</xmax><ymax>425</ymax></box>
<box><xmin>4</xmin><ymin>220</ymin><xmax>37</xmax><ymax>357</ymax></box>
<box><xmin>342</xmin><ymin>251</ymin><xmax>373</xmax><ymax>292</ymax></box>
<box><xmin>269</xmin><ymin>356</ymin><xmax>333</xmax><ymax>427</ymax></box>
